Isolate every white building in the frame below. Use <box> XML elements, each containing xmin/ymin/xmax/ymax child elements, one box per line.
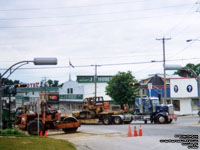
<box><xmin>14</xmin><ymin>75</ymin><xmax>112</xmax><ymax>114</ymax></box>
<box><xmin>170</xmin><ymin>78</ymin><xmax>199</xmax><ymax>115</ymax></box>
<box><xmin>59</xmin><ymin>77</ymin><xmax>84</xmax><ymax>114</ymax></box>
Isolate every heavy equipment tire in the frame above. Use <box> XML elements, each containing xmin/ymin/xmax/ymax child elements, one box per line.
<box><xmin>102</xmin><ymin>116</ymin><xmax>111</xmax><ymax>125</ymax></box>
<box><xmin>79</xmin><ymin>112</ymin><xmax>87</xmax><ymax>119</ymax></box>
<box><xmin>156</xmin><ymin>115</ymin><xmax>166</xmax><ymax>124</ymax></box>
<box><xmin>27</xmin><ymin>120</ymin><xmax>44</xmax><ymax>135</ymax></box>
<box><xmin>113</xmin><ymin>116</ymin><xmax>122</xmax><ymax>124</ymax></box>
<box><xmin>62</xmin><ymin>117</ymin><xmax>79</xmax><ymax>133</ymax></box>
<box><xmin>63</xmin><ymin>128</ymin><xmax>78</xmax><ymax>133</ymax></box>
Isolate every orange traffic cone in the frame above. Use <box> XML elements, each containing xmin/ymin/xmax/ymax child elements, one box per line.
<box><xmin>139</xmin><ymin>125</ymin><xmax>143</xmax><ymax>136</ymax></box>
<box><xmin>40</xmin><ymin>131</ymin><xmax>43</xmax><ymax>136</ymax></box>
<box><xmin>44</xmin><ymin>130</ymin><xmax>48</xmax><ymax>137</ymax></box>
<box><xmin>133</xmin><ymin>126</ymin><xmax>138</xmax><ymax>137</ymax></box>
<box><xmin>128</xmin><ymin>125</ymin><xmax>132</xmax><ymax>137</ymax></box>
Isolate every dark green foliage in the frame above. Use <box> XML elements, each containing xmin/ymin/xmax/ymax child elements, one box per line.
<box><xmin>106</xmin><ymin>71</ymin><xmax>138</xmax><ymax>108</ymax></box>
<box><xmin>174</xmin><ymin>63</ymin><xmax>200</xmax><ymax>77</ymax></box>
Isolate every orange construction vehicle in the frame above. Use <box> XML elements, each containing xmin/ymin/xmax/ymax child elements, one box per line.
<box><xmin>15</xmin><ymin>100</ymin><xmax>80</xmax><ymax>135</ymax></box>
<box><xmin>72</xmin><ymin>96</ymin><xmax>133</xmax><ymax>125</ymax></box>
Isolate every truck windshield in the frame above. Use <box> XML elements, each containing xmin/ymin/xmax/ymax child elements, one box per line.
<box><xmin>151</xmin><ymin>99</ymin><xmax>160</xmax><ymax>105</ymax></box>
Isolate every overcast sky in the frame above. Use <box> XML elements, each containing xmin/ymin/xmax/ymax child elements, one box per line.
<box><xmin>0</xmin><ymin>0</ymin><xmax>200</xmax><ymax>84</ymax></box>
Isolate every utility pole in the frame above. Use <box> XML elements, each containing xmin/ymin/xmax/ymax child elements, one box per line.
<box><xmin>0</xmin><ymin>74</ymin><xmax>2</xmax><ymax>129</ymax></box>
<box><xmin>92</xmin><ymin>65</ymin><xmax>101</xmax><ymax>100</ymax></box>
<box><xmin>156</xmin><ymin>37</ymin><xmax>171</xmax><ymax>104</ymax></box>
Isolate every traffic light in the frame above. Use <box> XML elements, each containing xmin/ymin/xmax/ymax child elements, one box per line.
<box><xmin>130</xmin><ymin>82</ymin><xmax>140</xmax><ymax>86</ymax></box>
<box><xmin>130</xmin><ymin>82</ymin><xmax>135</xmax><ymax>86</ymax></box>
<box><xmin>14</xmin><ymin>84</ymin><xmax>27</xmax><ymax>88</ymax></box>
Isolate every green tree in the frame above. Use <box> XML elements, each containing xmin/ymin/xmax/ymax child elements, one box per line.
<box><xmin>52</xmin><ymin>80</ymin><xmax>59</xmax><ymax>87</ymax></box>
<box><xmin>106</xmin><ymin>71</ymin><xmax>138</xmax><ymax>108</ymax></box>
<box><xmin>47</xmin><ymin>79</ymin><xmax>53</xmax><ymax>87</ymax></box>
<box><xmin>174</xmin><ymin>63</ymin><xmax>200</xmax><ymax>77</ymax></box>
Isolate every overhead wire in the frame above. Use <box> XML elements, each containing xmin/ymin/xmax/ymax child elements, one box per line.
<box><xmin>0</xmin><ymin>3</ymin><xmax>193</xmax><ymax>21</ymax></box>
<box><xmin>0</xmin><ymin>57</ymin><xmax>199</xmax><ymax>71</ymax></box>
<box><xmin>0</xmin><ymin>13</ymin><xmax>189</xmax><ymax>29</ymax></box>
<box><xmin>0</xmin><ymin>1</ymin><xmax>189</xmax><ymax>12</ymax></box>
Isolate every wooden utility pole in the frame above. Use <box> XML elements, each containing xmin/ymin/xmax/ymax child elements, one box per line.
<box><xmin>156</xmin><ymin>37</ymin><xmax>171</xmax><ymax>104</ymax></box>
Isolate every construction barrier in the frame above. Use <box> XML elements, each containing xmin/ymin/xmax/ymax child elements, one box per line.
<box><xmin>44</xmin><ymin>130</ymin><xmax>48</xmax><ymax>137</ymax></box>
<box><xmin>128</xmin><ymin>125</ymin><xmax>132</xmax><ymax>137</ymax></box>
<box><xmin>133</xmin><ymin>126</ymin><xmax>138</xmax><ymax>137</ymax></box>
<box><xmin>40</xmin><ymin>131</ymin><xmax>43</xmax><ymax>136</ymax></box>
<box><xmin>139</xmin><ymin>125</ymin><xmax>142</xmax><ymax>136</ymax></box>
<box><xmin>127</xmin><ymin>125</ymin><xmax>143</xmax><ymax>137</ymax></box>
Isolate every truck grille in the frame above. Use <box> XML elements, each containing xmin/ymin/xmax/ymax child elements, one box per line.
<box><xmin>168</xmin><ymin>105</ymin><xmax>174</xmax><ymax>115</ymax></box>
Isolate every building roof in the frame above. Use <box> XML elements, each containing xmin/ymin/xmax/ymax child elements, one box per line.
<box><xmin>148</xmin><ymin>75</ymin><xmax>164</xmax><ymax>86</ymax></box>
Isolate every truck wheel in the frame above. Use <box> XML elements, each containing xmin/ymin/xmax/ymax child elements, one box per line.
<box><xmin>102</xmin><ymin>116</ymin><xmax>111</xmax><ymax>125</ymax></box>
<box><xmin>27</xmin><ymin>120</ymin><xmax>44</xmax><ymax>135</ymax></box>
<box><xmin>156</xmin><ymin>115</ymin><xmax>166</xmax><ymax>124</ymax></box>
<box><xmin>167</xmin><ymin>119</ymin><xmax>172</xmax><ymax>124</ymax></box>
<box><xmin>113</xmin><ymin>116</ymin><xmax>122</xmax><ymax>124</ymax></box>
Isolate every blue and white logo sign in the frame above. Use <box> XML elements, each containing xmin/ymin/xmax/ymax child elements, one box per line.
<box><xmin>174</xmin><ymin>85</ymin><xmax>178</xmax><ymax>93</ymax></box>
<box><xmin>186</xmin><ymin>85</ymin><xmax>193</xmax><ymax>93</ymax></box>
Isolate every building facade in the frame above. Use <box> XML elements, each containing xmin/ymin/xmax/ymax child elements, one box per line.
<box><xmin>139</xmin><ymin>74</ymin><xmax>200</xmax><ymax>115</ymax></box>
<box><xmin>170</xmin><ymin>78</ymin><xmax>199</xmax><ymax>115</ymax></box>
<box><xmin>14</xmin><ymin>75</ymin><xmax>112</xmax><ymax>114</ymax></box>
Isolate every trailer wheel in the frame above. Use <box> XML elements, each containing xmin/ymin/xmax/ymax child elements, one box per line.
<box><xmin>156</xmin><ymin>115</ymin><xmax>166</xmax><ymax>124</ymax></box>
<box><xmin>102</xmin><ymin>116</ymin><xmax>111</xmax><ymax>125</ymax></box>
<box><xmin>113</xmin><ymin>116</ymin><xmax>122</xmax><ymax>124</ymax></box>
<box><xmin>27</xmin><ymin>120</ymin><xmax>44</xmax><ymax>135</ymax></box>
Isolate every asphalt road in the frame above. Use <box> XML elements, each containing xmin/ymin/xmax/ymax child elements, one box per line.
<box><xmin>48</xmin><ymin>115</ymin><xmax>200</xmax><ymax>150</ymax></box>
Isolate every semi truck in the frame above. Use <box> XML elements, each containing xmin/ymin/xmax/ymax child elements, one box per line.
<box><xmin>72</xmin><ymin>97</ymin><xmax>133</xmax><ymax>125</ymax></box>
<box><xmin>72</xmin><ymin>96</ymin><xmax>177</xmax><ymax>125</ymax></box>
<box><xmin>132</xmin><ymin>97</ymin><xmax>177</xmax><ymax>124</ymax></box>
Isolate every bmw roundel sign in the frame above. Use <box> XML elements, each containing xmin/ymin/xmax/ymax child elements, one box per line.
<box><xmin>174</xmin><ymin>85</ymin><xmax>178</xmax><ymax>93</ymax></box>
<box><xmin>186</xmin><ymin>85</ymin><xmax>193</xmax><ymax>93</ymax></box>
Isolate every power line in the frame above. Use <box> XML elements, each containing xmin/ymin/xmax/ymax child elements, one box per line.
<box><xmin>0</xmin><ymin>4</ymin><xmax>192</xmax><ymax>21</ymax></box>
<box><xmin>0</xmin><ymin>0</ymin><xmax>187</xmax><ymax>12</ymax></box>
<box><xmin>0</xmin><ymin>58</ymin><xmax>199</xmax><ymax>71</ymax></box>
<box><xmin>0</xmin><ymin>13</ymin><xmax>187</xmax><ymax>29</ymax></box>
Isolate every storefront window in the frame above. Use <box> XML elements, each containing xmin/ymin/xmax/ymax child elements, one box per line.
<box><xmin>191</xmin><ymin>99</ymin><xmax>199</xmax><ymax>111</ymax></box>
<box><xmin>173</xmin><ymin>100</ymin><xmax>180</xmax><ymax>111</ymax></box>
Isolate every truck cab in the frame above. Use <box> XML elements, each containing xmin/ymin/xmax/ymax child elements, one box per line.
<box><xmin>134</xmin><ymin>97</ymin><xmax>177</xmax><ymax>124</ymax></box>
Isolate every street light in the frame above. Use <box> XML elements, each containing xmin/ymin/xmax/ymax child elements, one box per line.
<box><xmin>186</xmin><ymin>39</ymin><xmax>200</xmax><ymax>43</ymax></box>
<box><xmin>0</xmin><ymin>57</ymin><xmax>57</xmax><ymax>129</ymax></box>
<box><xmin>186</xmin><ymin>39</ymin><xmax>200</xmax><ymax>122</ymax></box>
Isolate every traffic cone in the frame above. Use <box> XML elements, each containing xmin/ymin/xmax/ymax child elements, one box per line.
<box><xmin>40</xmin><ymin>131</ymin><xmax>43</xmax><ymax>136</ymax></box>
<box><xmin>133</xmin><ymin>126</ymin><xmax>138</xmax><ymax>137</ymax></box>
<box><xmin>44</xmin><ymin>130</ymin><xmax>48</xmax><ymax>137</ymax></box>
<box><xmin>139</xmin><ymin>125</ymin><xmax>142</xmax><ymax>136</ymax></box>
<box><xmin>128</xmin><ymin>125</ymin><xmax>132</xmax><ymax>137</ymax></box>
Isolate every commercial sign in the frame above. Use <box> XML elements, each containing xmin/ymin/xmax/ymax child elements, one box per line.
<box><xmin>77</xmin><ymin>76</ymin><xmax>112</xmax><ymax>83</ymax></box>
<box><xmin>26</xmin><ymin>82</ymin><xmax>40</xmax><ymax>88</ymax></box>
<box><xmin>170</xmin><ymin>78</ymin><xmax>198</xmax><ymax>98</ymax></box>
<box><xmin>59</xmin><ymin>94</ymin><xmax>83</xmax><ymax>100</ymax></box>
